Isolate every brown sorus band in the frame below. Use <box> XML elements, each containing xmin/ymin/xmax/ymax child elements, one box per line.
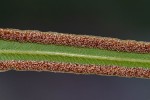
<box><xmin>0</xmin><ymin>28</ymin><xmax>150</xmax><ymax>53</ymax></box>
<box><xmin>0</xmin><ymin>60</ymin><xmax>150</xmax><ymax>79</ymax></box>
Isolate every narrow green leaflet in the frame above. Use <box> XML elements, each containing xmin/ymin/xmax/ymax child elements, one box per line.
<box><xmin>0</xmin><ymin>40</ymin><xmax>150</xmax><ymax>68</ymax></box>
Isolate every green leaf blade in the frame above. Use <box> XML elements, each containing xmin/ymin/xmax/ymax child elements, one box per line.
<box><xmin>0</xmin><ymin>40</ymin><xmax>150</xmax><ymax>68</ymax></box>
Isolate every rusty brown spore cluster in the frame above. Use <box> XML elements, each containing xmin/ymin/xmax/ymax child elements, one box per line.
<box><xmin>0</xmin><ymin>28</ymin><xmax>150</xmax><ymax>53</ymax></box>
<box><xmin>0</xmin><ymin>60</ymin><xmax>150</xmax><ymax>79</ymax></box>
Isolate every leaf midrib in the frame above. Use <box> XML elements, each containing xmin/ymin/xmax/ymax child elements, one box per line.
<box><xmin>1</xmin><ymin>49</ymin><xmax>150</xmax><ymax>63</ymax></box>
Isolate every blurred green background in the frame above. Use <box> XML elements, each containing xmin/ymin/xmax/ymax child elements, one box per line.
<box><xmin>0</xmin><ymin>0</ymin><xmax>150</xmax><ymax>100</ymax></box>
